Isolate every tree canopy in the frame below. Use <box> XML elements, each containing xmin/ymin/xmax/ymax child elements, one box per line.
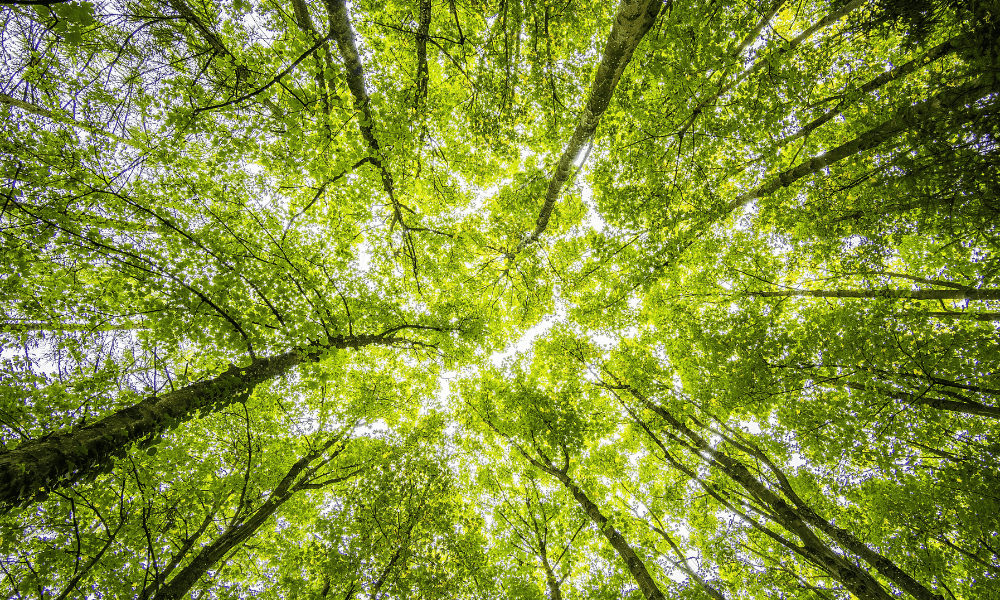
<box><xmin>1</xmin><ymin>0</ymin><xmax>998</xmax><ymax>598</ymax></box>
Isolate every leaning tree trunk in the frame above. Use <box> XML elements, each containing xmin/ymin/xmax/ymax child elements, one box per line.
<box><xmin>549</xmin><ymin>468</ymin><xmax>666</xmax><ymax>600</ymax></box>
<box><xmin>726</xmin><ymin>74</ymin><xmax>998</xmax><ymax>214</ymax></box>
<box><xmin>625</xmin><ymin>385</ymin><xmax>944</xmax><ymax>600</ymax></box>
<box><xmin>513</xmin><ymin>441</ymin><xmax>666</xmax><ymax>600</ymax></box>
<box><xmin>654</xmin><ymin>72</ymin><xmax>998</xmax><ymax>273</ymax></box>
<box><xmin>625</xmin><ymin>400</ymin><xmax>895</xmax><ymax>600</ymax></box>
<box><xmin>0</xmin><ymin>334</ymin><xmax>403</xmax><ymax>507</ymax></box>
<box><xmin>150</xmin><ymin>438</ymin><xmax>352</xmax><ymax>599</ymax></box>
<box><xmin>841</xmin><ymin>381</ymin><xmax>1000</xmax><ymax>420</ymax></box>
<box><xmin>922</xmin><ymin>311</ymin><xmax>1000</xmax><ymax>321</ymax></box>
<box><xmin>539</xmin><ymin>549</ymin><xmax>565</xmax><ymax>600</ymax></box>
<box><xmin>747</xmin><ymin>288</ymin><xmax>1000</xmax><ymax>301</ymax></box>
<box><xmin>674</xmin><ymin>0</ymin><xmax>865</xmax><ymax>142</ymax></box>
<box><xmin>516</xmin><ymin>0</ymin><xmax>663</xmax><ymax>252</ymax></box>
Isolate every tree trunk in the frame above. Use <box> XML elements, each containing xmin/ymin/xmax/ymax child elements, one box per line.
<box><xmin>781</xmin><ymin>34</ymin><xmax>962</xmax><ymax>145</ymax></box>
<box><xmin>675</xmin><ymin>0</ymin><xmax>865</xmax><ymax>142</ymax></box>
<box><xmin>291</xmin><ymin>0</ymin><xmax>337</xmax><ymax>116</ymax></box>
<box><xmin>550</xmin><ymin>470</ymin><xmax>665</xmax><ymax>600</ymax></box>
<box><xmin>325</xmin><ymin>0</ymin><xmax>397</xmax><ymax>202</ymax></box>
<box><xmin>650</xmin><ymin>523</ymin><xmax>726</xmax><ymax>600</ymax></box>
<box><xmin>166</xmin><ymin>0</ymin><xmax>285</xmax><ymax>118</ymax></box>
<box><xmin>0</xmin><ymin>334</ymin><xmax>402</xmax><ymax>507</ymax></box>
<box><xmin>632</xmin><ymin>412</ymin><xmax>875</xmax><ymax>599</ymax></box>
<box><xmin>414</xmin><ymin>0</ymin><xmax>432</xmax><ymax>108</ymax></box>
<box><xmin>727</xmin><ymin>74</ymin><xmax>998</xmax><ymax>214</ymax></box>
<box><xmin>748</xmin><ymin>288</ymin><xmax>1000</xmax><ymax>301</ymax></box>
<box><xmin>0</xmin><ymin>321</ymin><xmax>149</xmax><ymax>333</ymax></box>
<box><xmin>517</xmin><ymin>0</ymin><xmax>663</xmax><ymax>251</ymax></box>
<box><xmin>922</xmin><ymin>311</ymin><xmax>1000</xmax><ymax>321</ymax></box>
<box><xmin>139</xmin><ymin>508</ymin><xmax>219</xmax><ymax>600</ymax></box>
<box><xmin>496</xmin><ymin>426</ymin><xmax>667</xmax><ymax>600</ymax></box>
<box><xmin>151</xmin><ymin>438</ymin><xmax>351</xmax><ymax>599</ymax></box>
<box><xmin>843</xmin><ymin>381</ymin><xmax>1000</xmax><ymax>420</ymax></box>
<box><xmin>625</xmin><ymin>385</ymin><xmax>941</xmax><ymax>600</ymax></box>
<box><xmin>540</xmin><ymin>549</ymin><xmax>564</xmax><ymax>600</ymax></box>
<box><xmin>650</xmin><ymin>76</ymin><xmax>997</xmax><ymax>274</ymax></box>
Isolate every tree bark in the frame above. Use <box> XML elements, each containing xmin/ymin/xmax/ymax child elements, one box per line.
<box><xmin>167</xmin><ymin>0</ymin><xmax>285</xmax><ymax>118</ymax></box>
<box><xmin>0</xmin><ymin>334</ymin><xmax>405</xmax><ymax>507</ymax></box>
<box><xmin>482</xmin><ymin>405</ymin><xmax>668</xmax><ymax>600</ymax></box>
<box><xmin>539</xmin><ymin>549</ymin><xmax>564</xmax><ymax>600</ymax></box>
<box><xmin>151</xmin><ymin>438</ymin><xmax>353</xmax><ymax>599</ymax></box>
<box><xmin>0</xmin><ymin>321</ymin><xmax>149</xmax><ymax>333</ymax></box>
<box><xmin>679</xmin><ymin>441</ymin><xmax>890</xmax><ymax>598</ymax></box>
<box><xmin>324</xmin><ymin>0</ymin><xmax>429</xmax><ymax>281</ymax></box>
<box><xmin>655</xmin><ymin>73</ymin><xmax>997</xmax><ymax>273</ymax></box>
<box><xmin>675</xmin><ymin>0</ymin><xmax>865</xmax><ymax>142</ymax></box>
<box><xmin>922</xmin><ymin>311</ymin><xmax>1000</xmax><ymax>321</ymax></box>
<box><xmin>650</xmin><ymin>522</ymin><xmax>726</xmax><ymax>600</ymax></box>
<box><xmin>623</xmin><ymin>385</ymin><xmax>942</xmax><ymax>600</ymax></box>
<box><xmin>139</xmin><ymin>508</ymin><xmax>219</xmax><ymax>600</ymax></box>
<box><xmin>781</xmin><ymin>35</ymin><xmax>962</xmax><ymax>145</ymax></box>
<box><xmin>509</xmin><ymin>439</ymin><xmax>665</xmax><ymax>600</ymax></box>
<box><xmin>748</xmin><ymin>288</ymin><xmax>1000</xmax><ymax>301</ymax></box>
<box><xmin>549</xmin><ymin>470</ymin><xmax>665</xmax><ymax>600</ymax></box>
<box><xmin>650</xmin><ymin>74</ymin><xmax>997</xmax><ymax>274</ymax></box>
<box><xmin>0</xmin><ymin>93</ymin><xmax>136</xmax><ymax>147</ymax></box>
<box><xmin>842</xmin><ymin>381</ymin><xmax>1000</xmax><ymax>420</ymax></box>
<box><xmin>632</xmin><ymin>412</ymin><xmax>863</xmax><ymax>597</ymax></box>
<box><xmin>291</xmin><ymin>0</ymin><xmax>338</xmax><ymax>115</ymax></box>
<box><xmin>726</xmin><ymin>74</ymin><xmax>998</xmax><ymax>214</ymax></box>
<box><xmin>516</xmin><ymin>0</ymin><xmax>664</xmax><ymax>252</ymax></box>
<box><xmin>414</xmin><ymin>0</ymin><xmax>432</xmax><ymax>108</ymax></box>
<box><xmin>324</xmin><ymin>0</ymin><xmax>397</xmax><ymax>204</ymax></box>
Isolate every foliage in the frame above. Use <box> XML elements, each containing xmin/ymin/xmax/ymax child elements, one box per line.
<box><xmin>1</xmin><ymin>0</ymin><xmax>998</xmax><ymax>598</ymax></box>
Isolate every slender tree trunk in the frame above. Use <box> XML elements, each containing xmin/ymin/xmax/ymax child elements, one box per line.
<box><xmin>0</xmin><ymin>334</ymin><xmax>403</xmax><ymax>507</ymax></box>
<box><xmin>486</xmin><ymin>409</ymin><xmax>667</xmax><ymax>600</ymax></box>
<box><xmin>291</xmin><ymin>0</ymin><xmax>337</xmax><ymax>115</ymax></box>
<box><xmin>325</xmin><ymin>0</ymin><xmax>396</xmax><ymax>202</ymax></box>
<box><xmin>853</xmin><ymin>364</ymin><xmax>1000</xmax><ymax>400</ymax></box>
<box><xmin>675</xmin><ymin>0</ymin><xmax>864</xmax><ymax>141</ymax></box>
<box><xmin>650</xmin><ymin>523</ymin><xmax>726</xmax><ymax>600</ymax></box>
<box><xmin>152</xmin><ymin>489</ymin><xmax>286</xmax><ymax>599</ymax></box>
<box><xmin>635</xmin><ymin>414</ymin><xmax>860</xmax><ymax>598</ymax></box>
<box><xmin>539</xmin><ymin>548</ymin><xmax>564</xmax><ymax>600</ymax></box>
<box><xmin>139</xmin><ymin>507</ymin><xmax>219</xmax><ymax>599</ymax></box>
<box><xmin>842</xmin><ymin>381</ymin><xmax>1000</xmax><ymax>419</ymax></box>
<box><xmin>0</xmin><ymin>93</ymin><xmax>135</xmax><ymax>147</ymax></box>
<box><xmin>516</xmin><ymin>0</ymin><xmax>663</xmax><ymax>251</ymax></box>
<box><xmin>166</xmin><ymin>0</ymin><xmax>284</xmax><ymax>118</ymax></box>
<box><xmin>622</xmin><ymin>385</ymin><xmax>942</xmax><ymax>600</ymax></box>
<box><xmin>368</xmin><ymin>520</ymin><xmax>418</xmax><ymax>600</ymax></box>
<box><xmin>151</xmin><ymin>438</ymin><xmax>352</xmax><ymax>599</ymax></box>
<box><xmin>656</xmin><ymin>73</ymin><xmax>997</xmax><ymax>274</ymax></box>
<box><xmin>726</xmin><ymin>74</ymin><xmax>998</xmax><ymax>214</ymax></box>
<box><xmin>651</xmin><ymin>76</ymin><xmax>997</xmax><ymax>274</ymax></box>
<box><xmin>549</xmin><ymin>469</ymin><xmax>666</xmax><ymax>600</ymax></box>
<box><xmin>681</xmin><ymin>440</ymin><xmax>891</xmax><ymax>598</ymax></box>
<box><xmin>922</xmin><ymin>311</ymin><xmax>1000</xmax><ymax>321</ymax></box>
<box><xmin>324</xmin><ymin>0</ymin><xmax>427</xmax><ymax>281</ymax></box>
<box><xmin>414</xmin><ymin>0</ymin><xmax>432</xmax><ymax>108</ymax></box>
<box><xmin>0</xmin><ymin>321</ymin><xmax>149</xmax><ymax>333</ymax></box>
<box><xmin>529</xmin><ymin>501</ymin><xmax>565</xmax><ymax>600</ymax></box>
<box><xmin>748</xmin><ymin>288</ymin><xmax>1000</xmax><ymax>300</ymax></box>
<box><xmin>781</xmin><ymin>34</ymin><xmax>962</xmax><ymax>145</ymax></box>
<box><xmin>509</xmin><ymin>438</ymin><xmax>665</xmax><ymax>600</ymax></box>
<box><xmin>53</xmin><ymin>516</ymin><xmax>127</xmax><ymax>600</ymax></box>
